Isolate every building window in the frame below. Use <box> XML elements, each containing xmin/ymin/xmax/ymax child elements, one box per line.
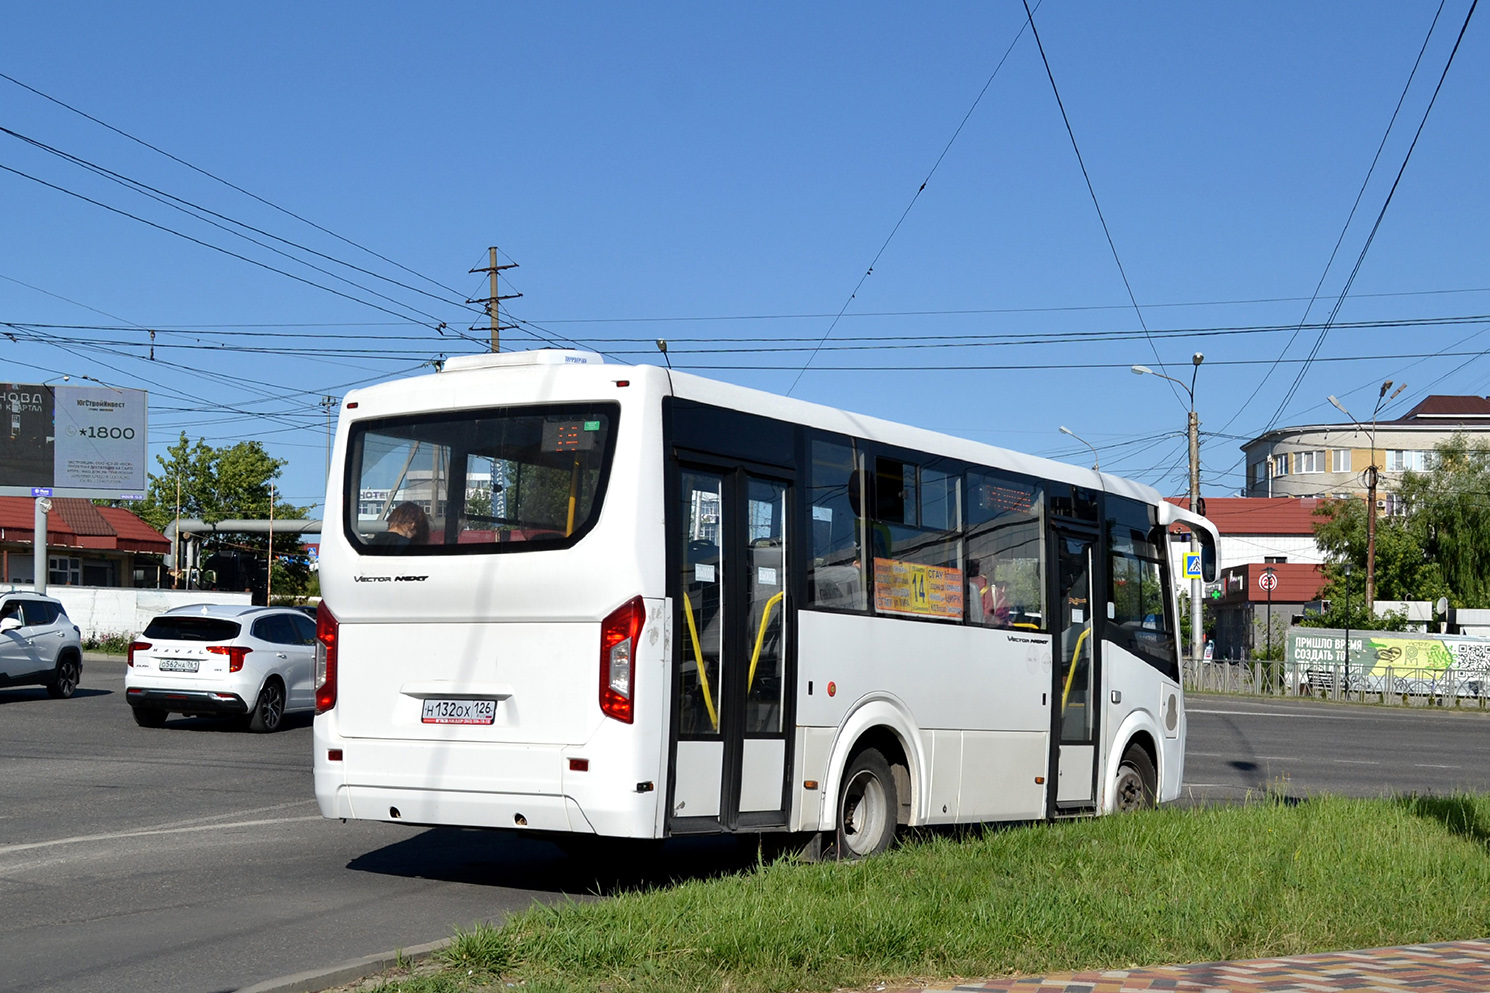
<box><xmin>1296</xmin><ymin>450</ymin><xmax>1325</xmax><ymax>473</ymax></box>
<box><xmin>1271</xmin><ymin>454</ymin><xmax>1290</xmax><ymax>477</ymax></box>
<box><xmin>1381</xmin><ymin>492</ymin><xmax>1406</xmax><ymax>516</ymax></box>
<box><xmin>1385</xmin><ymin>450</ymin><xmax>1429</xmax><ymax>472</ymax></box>
<box><xmin>49</xmin><ymin>556</ymin><xmax>82</xmax><ymax>586</ymax></box>
<box><xmin>1331</xmin><ymin>448</ymin><xmax>1352</xmax><ymax>473</ymax></box>
<box><xmin>1265</xmin><ymin>556</ymin><xmax>1287</xmax><ymax>563</ymax></box>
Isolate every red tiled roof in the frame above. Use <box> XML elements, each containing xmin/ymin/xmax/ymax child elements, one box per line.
<box><xmin>1393</xmin><ymin>395</ymin><xmax>1490</xmax><ymax>423</ymax></box>
<box><xmin>1165</xmin><ymin>496</ymin><xmax>1330</xmax><ymax>536</ymax></box>
<box><xmin>0</xmin><ymin>497</ymin><xmax>168</xmax><ymax>553</ymax></box>
<box><xmin>51</xmin><ymin>498</ymin><xmax>113</xmax><ymax>536</ymax></box>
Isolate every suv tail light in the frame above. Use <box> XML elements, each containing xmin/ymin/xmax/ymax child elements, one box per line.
<box><xmin>315</xmin><ymin>603</ymin><xmax>339</xmax><ymax>714</ymax></box>
<box><xmin>207</xmin><ymin>645</ymin><xmax>251</xmax><ymax>672</ymax></box>
<box><xmin>127</xmin><ymin>641</ymin><xmax>150</xmax><ymax>667</ymax></box>
<box><xmin>599</xmin><ymin>596</ymin><xmax>645</xmax><ymax>724</ymax></box>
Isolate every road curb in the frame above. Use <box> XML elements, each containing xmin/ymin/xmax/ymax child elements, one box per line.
<box><xmin>234</xmin><ymin>936</ymin><xmax>451</xmax><ymax>993</ymax></box>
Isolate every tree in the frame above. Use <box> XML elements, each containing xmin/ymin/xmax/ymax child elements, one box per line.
<box><xmin>1398</xmin><ymin>434</ymin><xmax>1490</xmax><ymax>607</ymax></box>
<box><xmin>131</xmin><ymin>433</ymin><xmax>313</xmax><ymax>596</ymax></box>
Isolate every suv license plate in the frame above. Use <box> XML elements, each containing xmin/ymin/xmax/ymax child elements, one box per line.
<box><xmin>421</xmin><ymin>698</ymin><xmax>497</xmax><ymax>725</ymax></box>
<box><xmin>158</xmin><ymin>659</ymin><xmax>200</xmax><ymax>673</ymax></box>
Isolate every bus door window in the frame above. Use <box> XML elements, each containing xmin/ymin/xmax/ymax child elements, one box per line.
<box><xmin>745</xmin><ymin>478</ymin><xmax>787</xmax><ymax>734</ymax></box>
<box><xmin>807</xmin><ymin>438</ymin><xmax>866</xmax><ymax>611</ymax></box>
<box><xmin>966</xmin><ymin>472</ymin><xmax>1045</xmax><ymax>630</ymax></box>
<box><xmin>679</xmin><ymin>470</ymin><xmax>725</xmax><ymax>735</ymax></box>
<box><xmin>1057</xmin><ymin>534</ymin><xmax>1095</xmax><ymax>743</ymax></box>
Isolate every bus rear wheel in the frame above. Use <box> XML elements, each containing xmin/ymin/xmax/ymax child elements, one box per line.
<box><xmin>1113</xmin><ymin>745</ymin><xmax>1157</xmax><ymax>812</ymax></box>
<box><xmin>835</xmin><ymin>748</ymin><xmax>897</xmax><ymax>859</ymax></box>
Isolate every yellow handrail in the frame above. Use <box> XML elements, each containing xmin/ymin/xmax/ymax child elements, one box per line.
<box><xmin>1061</xmin><ymin>627</ymin><xmax>1091</xmax><ymax>713</ymax></box>
<box><xmin>747</xmin><ymin>590</ymin><xmax>785</xmax><ymax>692</ymax></box>
<box><xmin>682</xmin><ymin>591</ymin><xmax>719</xmax><ymax>731</ymax></box>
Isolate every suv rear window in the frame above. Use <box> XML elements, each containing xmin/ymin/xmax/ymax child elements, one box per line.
<box><xmin>143</xmin><ymin>617</ymin><xmax>242</xmax><ymax>641</ymax></box>
<box><xmin>345</xmin><ymin>403</ymin><xmax>619</xmax><ymax>554</ymax></box>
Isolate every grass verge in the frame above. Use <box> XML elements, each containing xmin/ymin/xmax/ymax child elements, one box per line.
<box><xmin>365</xmin><ymin>794</ymin><xmax>1490</xmax><ymax>993</ymax></box>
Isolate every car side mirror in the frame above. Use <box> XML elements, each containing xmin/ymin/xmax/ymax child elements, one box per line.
<box><xmin>0</xmin><ymin>617</ymin><xmax>21</xmax><ymax>633</ymax></box>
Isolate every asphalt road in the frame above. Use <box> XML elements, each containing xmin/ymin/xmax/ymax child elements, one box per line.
<box><xmin>5</xmin><ymin>667</ymin><xmax>1490</xmax><ymax>993</ymax></box>
<box><xmin>1183</xmin><ymin>692</ymin><xmax>1490</xmax><ymax>801</ymax></box>
<box><xmin>0</xmin><ymin>657</ymin><xmax>749</xmax><ymax>993</ymax></box>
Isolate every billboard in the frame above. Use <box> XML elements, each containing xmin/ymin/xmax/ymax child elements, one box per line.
<box><xmin>0</xmin><ymin>383</ymin><xmax>148</xmax><ymax>499</ymax></box>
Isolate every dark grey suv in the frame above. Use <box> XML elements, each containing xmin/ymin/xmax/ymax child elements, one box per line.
<box><xmin>0</xmin><ymin>593</ymin><xmax>84</xmax><ymax>698</ymax></box>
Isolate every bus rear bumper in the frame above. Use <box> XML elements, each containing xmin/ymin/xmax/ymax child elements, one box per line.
<box><xmin>322</xmin><ymin>784</ymin><xmax>596</xmax><ymax>833</ymax></box>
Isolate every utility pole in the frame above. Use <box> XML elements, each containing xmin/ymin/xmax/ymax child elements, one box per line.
<box><xmin>321</xmin><ymin>396</ymin><xmax>336</xmax><ymax>479</ymax></box>
<box><xmin>468</xmin><ymin>247</ymin><xmax>521</xmax><ymax>352</ymax></box>
<box><xmin>1329</xmin><ymin>381</ymin><xmax>1406</xmax><ymax>614</ymax></box>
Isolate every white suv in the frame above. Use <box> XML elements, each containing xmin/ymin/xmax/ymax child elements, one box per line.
<box><xmin>126</xmin><ymin>604</ymin><xmax>318</xmax><ymax>732</ymax></box>
<box><xmin>0</xmin><ymin>592</ymin><xmax>84</xmax><ymax>698</ymax></box>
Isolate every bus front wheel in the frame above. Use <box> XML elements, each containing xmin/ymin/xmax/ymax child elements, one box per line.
<box><xmin>835</xmin><ymin>748</ymin><xmax>897</xmax><ymax>858</ymax></box>
<box><xmin>1113</xmin><ymin>745</ymin><xmax>1157</xmax><ymax>812</ymax></box>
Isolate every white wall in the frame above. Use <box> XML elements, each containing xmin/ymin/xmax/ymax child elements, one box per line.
<box><xmin>6</xmin><ymin>586</ymin><xmax>251</xmax><ymax>641</ymax></box>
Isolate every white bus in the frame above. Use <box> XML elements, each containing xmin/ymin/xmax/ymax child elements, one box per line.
<box><xmin>312</xmin><ymin>349</ymin><xmax>1218</xmax><ymax>857</ymax></box>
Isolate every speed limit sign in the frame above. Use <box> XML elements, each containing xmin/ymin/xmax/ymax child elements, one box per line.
<box><xmin>1259</xmin><ymin>571</ymin><xmax>1278</xmax><ymax>592</ymax></box>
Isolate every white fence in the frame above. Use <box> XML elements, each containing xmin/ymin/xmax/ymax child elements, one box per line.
<box><xmin>5</xmin><ymin>586</ymin><xmax>251</xmax><ymax>641</ymax></box>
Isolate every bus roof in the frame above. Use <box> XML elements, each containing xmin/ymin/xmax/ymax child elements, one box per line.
<box><xmin>350</xmin><ymin>350</ymin><xmax>1169</xmax><ymax>511</ymax></box>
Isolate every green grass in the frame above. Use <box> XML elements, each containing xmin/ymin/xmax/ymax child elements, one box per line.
<box><xmin>364</xmin><ymin>795</ymin><xmax>1490</xmax><ymax>993</ymax></box>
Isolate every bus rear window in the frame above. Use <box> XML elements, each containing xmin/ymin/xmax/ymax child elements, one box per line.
<box><xmin>345</xmin><ymin>403</ymin><xmax>619</xmax><ymax>554</ymax></box>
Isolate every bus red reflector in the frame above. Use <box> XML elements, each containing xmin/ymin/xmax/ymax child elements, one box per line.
<box><xmin>327</xmin><ymin>749</ymin><xmax>343</xmax><ymax>762</ymax></box>
<box><xmin>569</xmin><ymin>758</ymin><xmax>589</xmax><ymax>772</ymax></box>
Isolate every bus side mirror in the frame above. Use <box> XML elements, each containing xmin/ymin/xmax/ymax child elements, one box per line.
<box><xmin>1199</xmin><ymin>532</ymin><xmax>1217</xmax><ymax>583</ymax></box>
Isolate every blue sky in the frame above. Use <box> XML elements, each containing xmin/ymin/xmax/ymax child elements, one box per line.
<box><xmin>2</xmin><ymin>2</ymin><xmax>1486</xmax><ymax>513</ymax></box>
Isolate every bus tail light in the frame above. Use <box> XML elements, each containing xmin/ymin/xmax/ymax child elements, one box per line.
<box><xmin>316</xmin><ymin>603</ymin><xmax>339</xmax><ymax>714</ymax></box>
<box><xmin>207</xmin><ymin>644</ymin><xmax>251</xmax><ymax>672</ymax></box>
<box><xmin>599</xmin><ymin>596</ymin><xmax>645</xmax><ymax>724</ymax></box>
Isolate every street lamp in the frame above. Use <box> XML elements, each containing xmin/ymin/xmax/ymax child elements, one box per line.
<box><xmin>1133</xmin><ymin>353</ymin><xmax>1205</xmax><ymax>663</ymax></box>
<box><xmin>1327</xmin><ymin>380</ymin><xmax>1407</xmax><ymax>611</ymax></box>
<box><xmin>1058</xmin><ymin>426</ymin><xmax>1099</xmax><ymax>471</ymax></box>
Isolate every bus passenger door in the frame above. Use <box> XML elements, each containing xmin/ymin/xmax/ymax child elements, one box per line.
<box><xmin>669</xmin><ymin>466</ymin><xmax>792</xmax><ymax>833</ymax></box>
<box><xmin>1053</xmin><ymin>528</ymin><xmax>1099</xmax><ymax>808</ymax></box>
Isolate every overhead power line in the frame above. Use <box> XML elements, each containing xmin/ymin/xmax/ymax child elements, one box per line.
<box><xmin>1263</xmin><ymin>0</ymin><xmax>1479</xmax><ymax>430</ymax></box>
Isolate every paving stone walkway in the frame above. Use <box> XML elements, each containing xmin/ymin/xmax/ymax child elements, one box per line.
<box><xmin>905</xmin><ymin>939</ymin><xmax>1490</xmax><ymax>992</ymax></box>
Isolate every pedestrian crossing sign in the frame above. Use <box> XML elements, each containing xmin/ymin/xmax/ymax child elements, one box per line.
<box><xmin>1182</xmin><ymin>552</ymin><xmax>1203</xmax><ymax>580</ymax></box>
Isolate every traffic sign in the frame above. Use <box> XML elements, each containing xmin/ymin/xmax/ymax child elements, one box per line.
<box><xmin>1182</xmin><ymin>552</ymin><xmax>1203</xmax><ymax>580</ymax></box>
<box><xmin>1259</xmin><ymin>571</ymin><xmax>1278</xmax><ymax>592</ymax></box>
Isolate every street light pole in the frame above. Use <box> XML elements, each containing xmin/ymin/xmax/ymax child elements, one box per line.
<box><xmin>1133</xmin><ymin>353</ymin><xmax>1205</xmax><ymax>663</ymax></box>
<box><xmin>1058</xmin><ymin>425</ymin><xmax>1099</xmax><ymax>471</ymax></box>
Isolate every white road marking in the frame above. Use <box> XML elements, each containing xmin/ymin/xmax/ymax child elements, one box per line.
<box><xmin>1333</xmin><ymin>759</ymin><xmax>1380</xmax><ymax>765</ymax></box>
<box><xmin>1188</xmin><ymin>708</ymin><xmax>1351</xmax><ymax>719</ymax></box>
<box><xmin>0</xmin><ymin>799</ymin><xmax>319</xmax><ymax>856</ymax></box>
<box><xmin>1414</xmin><ymin>763</ymin><xmax>1463</xmax><ymax>769</ymax></box>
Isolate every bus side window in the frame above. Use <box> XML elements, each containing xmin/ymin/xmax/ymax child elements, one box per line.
<box><xmin>966</xmin><ymin>472</ymin><xmax>1045</xmax><ymax>631</ymax></box>
<box><xmin>807</xmin><ymin>437</ymin><xmax>866</xmax><ymax>612</ymax></box>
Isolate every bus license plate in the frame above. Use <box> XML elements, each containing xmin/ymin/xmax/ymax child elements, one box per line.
<box><xmin>158</xmin><ymin>659</ymin><xmax>199</xmax><ymax>672</ymax></box>
<box><xmin>421</xmin><ymin>699</ymin><xmax>497</xmax><ymax>725</ymax></box>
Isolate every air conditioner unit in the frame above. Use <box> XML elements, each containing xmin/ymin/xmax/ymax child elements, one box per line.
<box><xmin>1376</xmin><ymin>500</ymin><xmax>1387</xmax><ymax>509</ymax></box>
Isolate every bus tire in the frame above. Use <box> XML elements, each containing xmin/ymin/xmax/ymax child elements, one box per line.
<box><xmin>834</xmin><ymin>748</ymin><xmax>897</xmax><ymax>859</ymax></box>
<box><xmin>1113</xmin><ymin>745</ymin><xmax>1157</xmax><ymax>812</ymax></box>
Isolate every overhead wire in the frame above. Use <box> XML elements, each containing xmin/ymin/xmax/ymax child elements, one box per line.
<box><xmin>784</xmin><ymin>3</ymin><xmax>1040</xmax><ymax>395</ymax></box>
<box><xmin>1262</xmin><ymin>0</ymin><xmax>1479</xmax><ymax>430</ymax></box>
<box><xmin>1020</xmin><ymin>0</ymin><xmax>1177</xmax><ymax>408</ymax></box>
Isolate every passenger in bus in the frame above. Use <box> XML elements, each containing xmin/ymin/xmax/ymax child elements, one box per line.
<box><xmin>967</xmin><ymin>559</ymin><xmax>1010</xmax><ymax>627</ymax></box>
<box><xmin>373</xmin><ymin>502</ymin><xmax>429</xmax><ymax>546</ymax></box>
